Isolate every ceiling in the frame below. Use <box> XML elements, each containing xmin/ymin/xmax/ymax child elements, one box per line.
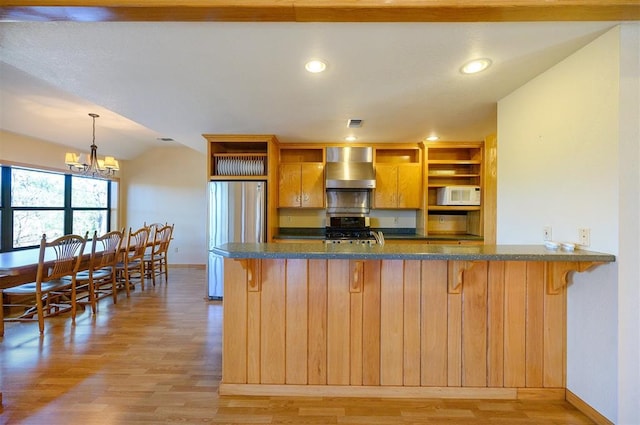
<box><xmin>0</xmin><ymin>20</ymin><xmax>629</xmax><ymax>160</ymax></box>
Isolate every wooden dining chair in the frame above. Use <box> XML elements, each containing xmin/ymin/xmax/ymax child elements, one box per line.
<box><xmin>144</xmin><ymin>222</ymin><xmax>164</xmax><ymax>238</ymax></box>
<box><xmin>144</xmin><ymin>223</ymin><xmax>174</xmax><ymax>286</ymax></box>
<box><xmin>1</xmin><ymin>233</ymin><xmax>87</xmax><ymax>335</ymax></box>
<box><xmin>75</xmin><ymin>229</ymin><xmax>124</xmax><ymax>314</ymax></box>
<box><xmin>115</xmin><ymin>226</ymin><xmax>150</xmax><ymax>297</ymax></box>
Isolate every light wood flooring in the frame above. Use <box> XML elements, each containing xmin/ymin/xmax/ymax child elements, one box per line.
<box><xmin>1</xmin><ymin>267</ymin><xmax>595</xmax><ymax>425</ymax></box>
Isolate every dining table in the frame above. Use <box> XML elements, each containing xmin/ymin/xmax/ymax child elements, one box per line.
<box><xmin>0</xmin><ymin>246</ymin><xmax>101</xmax><ymax>289</ymax></box>
<box><xmin>1</xmin><ymin>247</ymin><xmax>52</xmax><ymax>289</ymax></box>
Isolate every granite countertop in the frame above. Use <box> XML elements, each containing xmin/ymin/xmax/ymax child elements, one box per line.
<box><xmin>212</xmin><ymin>242</ymin><xmax>616</xmax><ymax>262</ymax></box>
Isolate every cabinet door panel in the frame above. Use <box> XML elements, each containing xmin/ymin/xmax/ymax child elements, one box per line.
<box><xmin>397</xmin><ymin>164</ymin><xmax>422</xmax><ymax>208</ymax></box>
<box><xmin>279</xmin><ymin>163</ymin><xmax>301</xmax><ymax>207</ymax></box>
<box><xmin>374</xmin><ymin>164</ymin><xmax>398</xmax><ymax>208</ymax></box>
<box><xmin>301</xmin><ymin>163</ymin><xmax>325</xmax><ymax>208</ymax></box>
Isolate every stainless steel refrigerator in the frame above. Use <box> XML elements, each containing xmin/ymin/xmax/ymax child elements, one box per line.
<box><xmin>207</xmin><ymin>181</ymin><xmax>266</xmax><ymax>300</ymax></box>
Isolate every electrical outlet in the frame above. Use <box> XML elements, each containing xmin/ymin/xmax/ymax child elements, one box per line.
<box><xmin>578</xmin><ymin>228</ymin><xmax>591</xmax><ymax>247</ymax></box>
<box><xmin>174</xmin><ymin>246</ymin><xmax>179</xmax><ymax>253</ymax></box>
<box><xmin>543</xmin><ymin>226</ymin><xmax>552</xmax><ymax>241</ymax></box>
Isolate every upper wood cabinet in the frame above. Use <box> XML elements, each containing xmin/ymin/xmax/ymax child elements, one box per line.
<box><xmin>204</xmin><ymin>134</ymin><xmax>278</xmax><ymax>180</ymax></box>
<box><xmin>278</xmin><ymin>147</ymin><xmax>325</xmax><ymax>209</ymax></box>
<box><xmin>279</xmin><ymin>163</ymin><xmax>324</xmax><ymax>208</ymax></box>
<box><xmin>374</xmin><ymin>147</ymin><xmax>422</xmax><ymax>209</ymax></box>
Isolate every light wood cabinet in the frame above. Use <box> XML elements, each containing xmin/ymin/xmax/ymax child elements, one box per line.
<box><xmin>374</xmin><ymin>147</ymin><xmax>422</xmax><ymax>209</ymax></box>
<box><xmin>278</xmin><ymin>146</ymin><xmax>325</xmax><ymax>209</ymax></box>
<box><xmin>279</xmin><ymin>163</ymin><xmax>324</xmax><ymax>208</ymax></box>
<box><xmin>205</xmin><ymin>134</ymin><xmax>276</xmax><ymax>180</ymax></box>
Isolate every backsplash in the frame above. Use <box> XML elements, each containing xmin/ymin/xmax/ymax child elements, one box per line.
<box><xmin>278</xmin><ymin>209</ymin><xmax>417</xmax><ymax>229</ymax></box>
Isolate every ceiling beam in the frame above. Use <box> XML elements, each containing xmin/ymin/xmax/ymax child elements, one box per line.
<box><xmin>1</xmin><ymin>1</ymin><xmax>639</xmax><ymax>22</ymax></box>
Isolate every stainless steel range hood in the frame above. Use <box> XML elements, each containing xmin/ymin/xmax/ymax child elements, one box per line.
<box><xmin>325</xmin><ymin>147</ymin><xmax>376</xmax><ymax>189</ymax></box>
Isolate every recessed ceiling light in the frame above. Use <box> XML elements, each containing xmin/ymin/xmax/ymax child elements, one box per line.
<box><xmin>305</xmin><ymin>59</ymin><xmax>327</xmax><ymax>73</ymax></box>
<box><xmin>425</xmin><ymin>135</ymin><xmax>439</xmax><ymax>141</ymax></box>
<box><xmin>345</xmin><ymin>136</ymin><xmax>357</xmax><ymax>142</ymax></box>
<box><xmin>460</xmin><ymin>58</ymin><xmax>492</xmax><ymax>75</ymax></box>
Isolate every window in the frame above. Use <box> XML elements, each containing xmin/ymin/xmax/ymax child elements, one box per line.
<box><xmin>71</xmin><ymin>176</ymin><xmax>109</xmax><ymax>236</ymax></box>
<box><xmin>0</xmin><ymin>166</ymin><xmax>114</xmax><ymax>252</ymax></box>
<box><xmin>11</xmin><ymin>168</ymin><xmax>65</xmax><ymax>247</ymax></box>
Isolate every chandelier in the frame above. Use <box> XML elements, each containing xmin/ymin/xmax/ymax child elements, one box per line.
<box><xmin>65</xmin><ymin>113</ymin><xmax>120</xmax><ymax>178</ymax></box>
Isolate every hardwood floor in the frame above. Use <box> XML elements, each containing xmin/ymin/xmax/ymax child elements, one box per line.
<box><xmin>0</xmin><ymin>267</ymin><xmax>595</xmax><ymax>425</ymax></box>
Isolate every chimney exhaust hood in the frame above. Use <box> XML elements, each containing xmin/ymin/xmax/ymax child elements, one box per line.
<box><xmin>325</xmin><ymin>147</ymin><xmax>376</xmax><ymax>189</ymax></box>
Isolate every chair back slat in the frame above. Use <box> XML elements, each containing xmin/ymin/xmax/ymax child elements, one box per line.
<box><xmin>144</xmin><ymin>222</ymin><xmax>164</xmax><ymax>243</ymax></box>
<box><xmin>38</xmin><ymin>233</ymin><xmax>87</xmax><ymax>282</ymax></box>
<box><xmin>98</xmin><ymin>229</ymin><xmax>124</xmax><ymax>268</ymax></box>
<box><xmin>127</xmin><ymin>226</ymin><xmax>150</xmax><ymax>261</ymax></box>
<box><xmin>152</xmin><ymin>224</ymin><xmax>173</xmax><ymax>255</ymax></box>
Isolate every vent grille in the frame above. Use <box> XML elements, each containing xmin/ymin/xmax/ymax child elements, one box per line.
<box><xmin>347</xmin><ymin>119</ymin><xmax>363</xmax><ymax>128</ymax></box>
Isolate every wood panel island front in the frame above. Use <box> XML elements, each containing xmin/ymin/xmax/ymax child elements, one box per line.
<box><xmin>212</xmin><ymin>243</ymin><xmax>614</xmax><ymax>401</ymax></box>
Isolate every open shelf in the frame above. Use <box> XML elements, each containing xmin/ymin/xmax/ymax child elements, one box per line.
<box><xmin>280</xmin><ymin>147</ymin><xmax>324</xmax><ymax>163</ymax></box>
<box><xmin>211</xmin><ymin>153</ymin><xmax>268</xmax><ymax>177</ymax></box>
<box><xmin>375</xmin><ymin>148</ymin><xmax>421</xmax><ymax>164</ymax></box>
<box><xmin>424</xmin><ymin>141</ymin><xmax>484</xmax><ymax>239</ymax></box>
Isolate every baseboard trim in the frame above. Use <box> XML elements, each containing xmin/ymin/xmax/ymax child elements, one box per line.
<box><xmin>566</xmin><ymin>389</ymin><xmax>613</xmax><ymax>425</ymax></box>
<box><xmin>517</xmin><ymin>388</ymin><xmax>566</xmax><ymax>400</ymax></box>
<box><xmin>169</xmin><ymin>264</ymin><xmax>205</xmax><ymax>269</ymax></box>
<box><xmin>219</xmin><ymin>384</ymin><xmax>565</xmax><ymax>400</ymax></box>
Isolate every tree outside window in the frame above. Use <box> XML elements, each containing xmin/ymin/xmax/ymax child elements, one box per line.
<box><xmin>1</xmin><ymin>166</ymin><xmax>113</xmax><ymax>251</ymax></box>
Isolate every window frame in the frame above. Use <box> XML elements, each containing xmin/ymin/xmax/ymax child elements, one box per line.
<box><xmin>0</xmin><ymin>165</ymin><xmax>114</xmax><ymax>252</ymax></box>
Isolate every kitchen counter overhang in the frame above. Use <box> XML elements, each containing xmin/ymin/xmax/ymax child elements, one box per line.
<box><xmin>212</xmin><ymin>242</ymin><xmax>615</xmax><ymax>262</ymax></box>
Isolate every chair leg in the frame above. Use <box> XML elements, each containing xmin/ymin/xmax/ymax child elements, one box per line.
<box><xmin>151</xmin><ymin>259</ymin><xmax>157</xmax><ymax>286</ymax></box>
<box><xmin>36</xmin><ymin>293</ymin><xmax>45</xmax><ymax>334</ymax></box>
<box><xmin>88</xmin><ymin>276</ymin><xmax>97</xmax><ymax>315</ymax></box>
<box><xmin>71</xmin><ymin>281</ymin><xmax>77</xmax><ymax>325</ymax></box>
<box><xmin>111</xmin><ymin>270</ymin><xmax>118</xmax><ymax>304</ymax></box>
<box><xmin>163</xmin><ymin>259</ymin><xmax>169</xmax><ymax>283</ymax></box>
<box><xmin>140</xmin><ymin>264</ymin><xmax>146</xmax><ymax>291</ymax></box>
<box><xmin>124</xmin><ymin>268</ymin><xmax>131</xmax><ymax>297</ymax></box>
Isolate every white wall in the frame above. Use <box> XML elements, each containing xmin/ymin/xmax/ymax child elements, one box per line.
<box><xmin>0</xmin><ymin>130</ymin><xmax>76</xmax><ymax>172</ymax></box>
<box><xmin>122</xmin><ymin>146</ymin><xmax>207</xmax><ymax>265</ymax></box>
<box><xmin>617</xmin><ymin>23</ymin><xmax>640</xmax><ymax>425</ymax></box>
<box><xmin>498</xmin><ymin>25</ymin><xmax>640</xmax><ymax>423</ymax></box>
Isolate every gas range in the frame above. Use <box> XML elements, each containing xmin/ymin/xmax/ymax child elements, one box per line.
<box><xmin>324</xmin><ymin>217</ymin><xmax>380</xmax><ymax>245</ymax></box>
<box><xmin>324</xmin><ymin>228</ymin><xmax>377</xmax><ymax>245</ymax></box>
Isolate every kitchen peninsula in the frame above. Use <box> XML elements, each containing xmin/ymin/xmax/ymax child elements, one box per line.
<box><xmin>213</xmin><ymin>242</ymin><xmax>614</xmax><ymax>399</ymax></box>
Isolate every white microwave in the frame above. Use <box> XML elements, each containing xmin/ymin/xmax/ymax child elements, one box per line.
<box><xmin>436</xmin><ymin>186</ymin><xmax>481</xmax><ymax>206</ymax></box>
